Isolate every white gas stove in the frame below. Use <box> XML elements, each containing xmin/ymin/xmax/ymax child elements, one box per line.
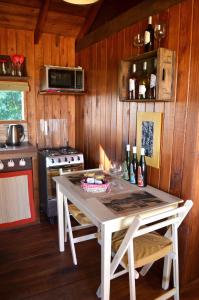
<box><xmin>38</xmin><ymin>146</ymin><xmax>84</xmax><ymax>222</ymax></box>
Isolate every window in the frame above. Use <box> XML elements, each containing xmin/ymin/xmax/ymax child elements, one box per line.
<box><xmin>0</xmin><ymin>91</ymin><xmax>24</xmax><ymax>121</ymax></box>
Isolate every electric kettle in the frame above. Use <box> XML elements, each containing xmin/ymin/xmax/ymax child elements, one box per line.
<box><xmin>6</xmin><ymin>124</ymin><xmax>25</xmax><ymax>146</ymax></box>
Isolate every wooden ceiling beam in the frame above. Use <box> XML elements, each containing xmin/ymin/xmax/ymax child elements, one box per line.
<box><xmin>34</xmin><ymin>0</ymin><xmax>50</xmax><ymax>44</ymax></box>
<box><xmin>76</xmin><ymin>0</ymin><xmax>182</xmax><ymax>51</ymax></box>
<box><xmin>76</xmin><ymin>0</ymin><xmax>104</xmax><ymax>41</ymax></box>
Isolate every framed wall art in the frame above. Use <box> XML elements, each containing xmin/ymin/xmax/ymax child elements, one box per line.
<box><xmin>136</xmin><ymin>112</ymin><xmax>163</xmax><ymax>169</ymax></box>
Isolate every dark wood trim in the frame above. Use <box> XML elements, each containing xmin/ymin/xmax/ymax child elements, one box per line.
<box><xmin>34</xmin><ymin>0</ymin><xmax>50</xmax><ymax>44</ymax></box>
<box><xmin>119</xmin><ymin>99</ymin><xmax>172</xmax><ymax>102</ymax></box>
<box><xmin>76</xmin><ymin>0</ymin><xmax>104</xmax><ymax>41</ymax></box>
<box><xmin>39</xmin><ymin>91</ymin><xmax>86</xmax><ymax>95</ymax></box>
<box><xmin>0</xmin><ymin>76</ymin><xmax>30</xmax><ymax>82</ymax></box>
<box><xmin>76</xmin><ymin>0</ymin><xmax>182</xmax><ymax>51</ymax></box>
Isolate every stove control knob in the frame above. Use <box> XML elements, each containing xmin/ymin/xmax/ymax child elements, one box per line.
<box><xmin>77</xmin><ymin>156</ymin><xmax>81</xmax><ymax>161</ymax></box>
<box><xmin>71</xmin><ymin>157</ymin><xmax>74</xmax><ymax>161</ymax></box>
<box><xmin>0</xmin><ymin>160</ymin><xmax>4</xmax><ymax>170</ymax></box>
<box><xmin>51</xmin><ymin>159</ymin><xmax>54</xmax><ymax>164</ymax></box>
<box><xmin>58</xmin><ymin>158</ymin><xmax>61</xmax><ymax>163</ymax></box>
<box><xmin>65</xmin><ymin>157</ymin><xmax>68</xmax><ymax>162</ymax></box>
<box><xmin>8</xmin><ymin>160</ymin><xmax>14</xmax><ymax>167</ymax></box>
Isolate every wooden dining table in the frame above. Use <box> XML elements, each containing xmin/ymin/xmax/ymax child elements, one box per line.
<box><xmin>53</xmin><ymin>169</ymin><xmax>182</xmax><ymax>300</ymax></box>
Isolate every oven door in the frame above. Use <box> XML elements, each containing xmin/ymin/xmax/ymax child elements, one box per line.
<box><xmin>47</xmin><ymin>164</ymin><xmax>84</xmax><ymax>200</ymax></box>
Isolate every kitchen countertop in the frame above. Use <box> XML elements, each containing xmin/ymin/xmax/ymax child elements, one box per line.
<box><xmin>0</xmin><ymin>142</ymin><xmax>37</xmax><ymax>159</ymax></box>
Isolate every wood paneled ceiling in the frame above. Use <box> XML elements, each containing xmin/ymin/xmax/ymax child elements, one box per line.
<box><xmin>0</xmin><ymin>0</ymin><xmax>182</xmax><ymax>48</ymax></box>
<box><xmin>0</xmin><ymin>0</ymin><xmax>88</xmax><ymax>37</ymax></box>
<box><xmin>0</xmin><ymin>0</ymin><xmax>144</xmax><ymax>40</ymax></box>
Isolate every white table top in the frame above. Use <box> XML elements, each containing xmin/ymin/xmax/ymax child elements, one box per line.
<box><xmin>53</xmin><ymin>170</ymin><xmax>182</xmax><ymax>231</ymax></box>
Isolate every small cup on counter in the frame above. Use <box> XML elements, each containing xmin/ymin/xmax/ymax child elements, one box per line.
<box><xmin>8</xmin><ymin>160</ymin><xmax>15</xmax><ymax>167</ymax></box>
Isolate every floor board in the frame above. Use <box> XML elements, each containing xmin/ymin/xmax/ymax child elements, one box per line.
<box><xmin>0</xmin><ymin>217</ymin><xmax>199</xmax><ymax>300</ymax></box>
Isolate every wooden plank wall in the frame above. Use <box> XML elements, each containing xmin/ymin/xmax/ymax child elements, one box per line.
<box><xmin>76</xmin><ymin>0</ymin><xmax>199</xmax><ymax>285</ymax></box>
<box><xmin>0</xmin><ymin>27</ymin><xmax>76</xmax><ymax>148</ymax></box>
<box><xmin>34</xmin><ymin>34</ymin><xmax>76</xmax><ymax>148</ymax></box>
<box><xmin>0</xmin><ymin>28</ymin><xmax>76</xmax><ymax>218</ymax></box>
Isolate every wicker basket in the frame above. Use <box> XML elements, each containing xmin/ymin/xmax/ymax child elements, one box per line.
<box><xmin>80</xmin><ymin>180</ymin><xmax>110</xmax><ymax>193</ymax></box>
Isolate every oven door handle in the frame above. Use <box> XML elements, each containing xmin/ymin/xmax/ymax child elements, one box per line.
<box><xmin>59</xmin><ymin>167</ymin><xmax>71</xmax><ymax>175</ymax></box>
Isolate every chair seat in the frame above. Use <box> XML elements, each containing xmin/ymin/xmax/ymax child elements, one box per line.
<box><xmin>69</xmin><ymin>204</ymin><xmax>92</xmax><ymax>225</ymax></box>
<box><xmin>112</xmin><ymin>230</ymin><xmax>172</xmax><ymax>268</ymax></box>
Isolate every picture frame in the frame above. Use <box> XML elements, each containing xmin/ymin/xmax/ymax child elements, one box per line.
<box><xmin>136</xmin><ymin>112</ymin><xmax>162</xmax><ymax>169</ymax></box>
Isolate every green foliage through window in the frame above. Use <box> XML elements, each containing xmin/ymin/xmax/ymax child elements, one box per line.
<box><xmin>0</xmin><ymin>91</ymin><xmax>24</xmax><ymax>120</ymax></box>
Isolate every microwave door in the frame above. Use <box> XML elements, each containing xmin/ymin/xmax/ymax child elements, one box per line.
<box><xmin>48</xmin><ymin>69</ymin><xmax>75</xmax><ymax>89</ymax></box>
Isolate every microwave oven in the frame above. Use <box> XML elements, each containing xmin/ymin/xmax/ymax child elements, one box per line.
<box><xmin>40</xmin><ymin>65</ymin><xmax>84</xmax><ymax>92</ymax></box>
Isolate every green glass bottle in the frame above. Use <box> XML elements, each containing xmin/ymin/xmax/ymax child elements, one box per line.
<box><xmin>130</xmin><ymin>146</ymin><xmax>138</xmax><ymax>184</ymax></box>
<box><xmin>125</xmin><ymin>144</ymin><xmax>131</xmax><ymax>180</ymax></box>
<box><xmin>144</xmin><ymin>16</ymin><xmax>154</xmax><ymax>53</ymax></box>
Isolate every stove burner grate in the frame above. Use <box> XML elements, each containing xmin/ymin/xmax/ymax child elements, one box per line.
<box><xmin>41</xmin><ymin>149</ymin><xmax>60</xmax><ymax>156</ymax></box>
<box><xmin>39</xmin><ymin>146</ymin><xmax>79</xmax><ymax>157</ymax></box>
<box><xmin>59</xmin><ymin>147</ymin><xmax>78</xmax><ymax>155</ymax></box>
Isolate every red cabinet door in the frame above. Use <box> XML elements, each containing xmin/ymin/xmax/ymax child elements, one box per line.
<box><xmin>0</xmin><ymin>170</ymin><xmax>36</xmax><ymax>229</ymax></box>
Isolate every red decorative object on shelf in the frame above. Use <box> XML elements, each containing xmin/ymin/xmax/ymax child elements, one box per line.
<box><xmin>11</xmin><ymin>54</ymin><xmax>25</xmax><ymax>77</ymax></box>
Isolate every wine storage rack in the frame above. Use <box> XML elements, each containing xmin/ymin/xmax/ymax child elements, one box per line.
<box><xmin>118</xmin><ymin>48</ymin><xmax>176</xmax><ymax>102</ymax></box>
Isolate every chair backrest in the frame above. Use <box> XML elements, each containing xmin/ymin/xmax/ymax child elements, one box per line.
<box><xmin>59</xmin><ymin>166</ymin><xmax>103</xmax><ymax>176</ymax></box>
<box><xmin>136</xmin><ymin>200</ymin><xmax>193</xmax><ymax>237</ymax></box>
<box><xmin>110</xmin><ymin>200</ymin><xmax>193</xmax><ymax>277</ymax></box>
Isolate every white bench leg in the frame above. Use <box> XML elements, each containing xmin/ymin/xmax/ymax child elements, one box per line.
<box><xmin>64</xmin><ymin>197</ymin><xmax>77</xmax><ymax>265</ymax></box>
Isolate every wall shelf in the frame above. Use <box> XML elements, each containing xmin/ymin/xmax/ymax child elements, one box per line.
<box><xmin>0</xmin><ymin>76</ymin><xmax>29</xmax><ymax>82</ymax></box>
<box><xmin>120</xmin><ymin>98</ymin><xmax>172</xmax><ymax>103</ymax></box>
<box><xmin>0</xmin><ymin>76</ymin><xmax>30</xmax><ymax>91</ymax></box>
<box><xmin>39</xmin><ymin>91</ymin><xmax>86</xmax><ymax>95</ymax></box>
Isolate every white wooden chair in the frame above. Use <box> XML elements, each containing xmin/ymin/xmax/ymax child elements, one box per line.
<box><xmin>99</xmin><ymin>200</ymin><xmax>193</xmax><ymax>300</ymax></box>
<box><xmin>59</xmin><ymin>168</ymin><xmax>101</xmax><ymax>265</ymax></box>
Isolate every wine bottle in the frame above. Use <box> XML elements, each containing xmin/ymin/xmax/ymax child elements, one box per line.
<box><xmin>122</xmin><ymin>160</ymin><xmax>129</xmax><ymax>181</ymax></box>
<box><xmin>138</xmin><ymin>61</ymin><xmax>150</xmax><ymax>99</ymax></box>
<box><xmin>125</xmin><ymin>144</ymin><xmax>131</xmax><ymax>180</ymax></box>
<box><xmin>130</xmin><ymin>146</ymin><xmax>138</xmax><ymax>184</ymax></box>
<box><xmin>149</xmin><ymin>58</ymin><xmax>157</xmax><ymax>99</ymax></box>
<box><xmin>129</xmin><ymin>64</ymin><xmax>139</xmax><ymax>100</ymax></box>
<box><xmin>144</xmin><ymin>16</ymin><xmax>154</xmax><ymax>52</ymax></box>
<box><xmin>137</xmin><ymin>147</ymin><xmax>147</xmax><ymax>187</ymax></box>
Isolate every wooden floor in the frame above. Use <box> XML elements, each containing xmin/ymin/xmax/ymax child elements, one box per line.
<box><xmin>0</xmin><ymin>217</ymin><xmax>199</xmax><ymax>300</ymax></box>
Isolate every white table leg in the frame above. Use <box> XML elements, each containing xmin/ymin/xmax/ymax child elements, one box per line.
<box><xmin>56</xmin><ymin>184</ymin><xmax>65</xmax><ymax>252</ymax></box>
<box><xmin>101</xmin><ymin>223</ymin><xmax>112</xmax><ymax>300</ymax></box>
